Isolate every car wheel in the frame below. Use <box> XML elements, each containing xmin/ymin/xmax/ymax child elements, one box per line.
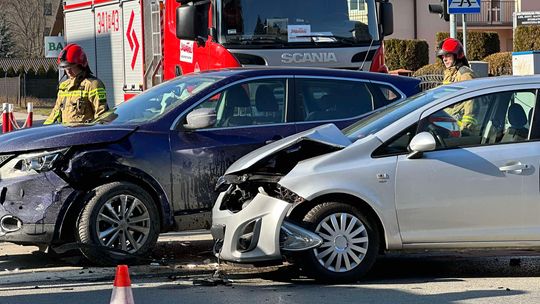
<box><xmin>298</xmin><ymin>202</ymin><xmax>379</xmax><ymax>282</ymax></box>
<box><xmin>76</xmin><ymin>182</ymin><xmax>160</xmax><ymax>265</ymax></box>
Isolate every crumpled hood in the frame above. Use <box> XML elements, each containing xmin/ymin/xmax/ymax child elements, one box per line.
<box><xmin>225</xmin><ymin>124</ymin><xmax>352</xmax><ymax>175</ymax></box>
<box><xmin>0</xmin><ymin>124</ymin><xmax>137</xmax><ymax>154</ymax></box>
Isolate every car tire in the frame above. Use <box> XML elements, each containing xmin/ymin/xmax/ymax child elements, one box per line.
<box><xmin>76</xmin><ymin>182</ymin><xmax>160</xmax><ymax>265</ymax></box>
<box><xmin>298</xmin><ymin>202</ymin><xmax>379</xmax><ymax>282</ymax></box>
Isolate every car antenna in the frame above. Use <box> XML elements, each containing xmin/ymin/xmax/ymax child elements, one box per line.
<box><xmin>359</xmin><ymin>38</ymin><xmax>375</xmax><ymax>71</ymax></box>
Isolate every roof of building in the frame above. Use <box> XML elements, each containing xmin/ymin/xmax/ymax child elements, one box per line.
<box><xmin>0</xmin><ymin>58</ymin><xmax>58</xmax><ymax>73</ymax></box>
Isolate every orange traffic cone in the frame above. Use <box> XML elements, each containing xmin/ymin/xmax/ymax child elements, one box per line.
<box><xmin>110</xmin><ymin>265</ymin><xmax>135</xmax><ymax>304</ymax></box>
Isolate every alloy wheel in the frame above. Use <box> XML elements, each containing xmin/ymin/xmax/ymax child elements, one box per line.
<box><xmin>95</xmin><ymin>194</ymin><xmax>151</xmax><ymax>253</ymax></box>
<box><xmin>313</xmin><ymin>212</ymin><xmax>369</xmax><ymax>273</ymax></box>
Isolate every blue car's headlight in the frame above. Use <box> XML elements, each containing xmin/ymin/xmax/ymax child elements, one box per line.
<box><xmin>0</xmin><ymin>149</ymin><xmax>68</xmax><ymax>179</ymax></box>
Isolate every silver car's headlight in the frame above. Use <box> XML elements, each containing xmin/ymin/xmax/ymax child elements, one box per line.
<box><xmin>0</xmin><ymin>149</ymin><xmax>68</xmax><ymax>179</ymax></box>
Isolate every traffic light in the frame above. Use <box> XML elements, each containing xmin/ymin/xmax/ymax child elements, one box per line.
<box><xmin>429</xmin><ymin>0</ymin><xmax>450</xmax><ymax>22</ymax></box>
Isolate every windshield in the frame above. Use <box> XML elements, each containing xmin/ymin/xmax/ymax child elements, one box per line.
<box><xmin>343</xmin><ymin>86</ymin><xmax>462</xmax><ymax>141</ymax></box>
<box><xmin>96</xmin><ymin>75</ymin><xmax>224</xmax><ymax>125</ymax></box>
<box><xmin>220</xmin><ymin>0</ymin><xmax>378</xmax><ymax>47</ymax></box>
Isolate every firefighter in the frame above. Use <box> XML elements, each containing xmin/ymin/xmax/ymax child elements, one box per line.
<box><xmin>438</xmin><ymin>37</ymin><xmax>477</xmax><ymax>133</ymax></box>
<box><xmin>44</xmin><ymin>43</ymin><xmax>108</xmax><ymax>125</ymax></box>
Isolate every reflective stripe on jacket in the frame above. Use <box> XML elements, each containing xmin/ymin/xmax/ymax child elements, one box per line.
<box><xmin>442</xmin><ymin>65</ymin><xmax>477</xmax><ymax>130</ymax></box>
<box><xmin>44</xmin><ymin>73</ymin><xmax>108</xmax><ymax>124</ymax></box>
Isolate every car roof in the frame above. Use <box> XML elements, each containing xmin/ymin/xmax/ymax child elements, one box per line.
<box><xmin>192</xmin><ymin>67</ymin><xmax>419</xmax><ymax>83</ymax></box>
<box><xmin>444</xmin><ymin>74</ymin><xmax>540</xmax><ymax>91</ymax></box>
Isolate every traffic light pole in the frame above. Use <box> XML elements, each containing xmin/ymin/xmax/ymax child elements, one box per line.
<box><xmin>462</xmin><ymin>14</ymin><xmax>467</xmax><ymax>56</ymax></box>
<box><xmin>449</xmin><ymin>14</ymin><xmax>457</xmax><ymax>38</ymax></box>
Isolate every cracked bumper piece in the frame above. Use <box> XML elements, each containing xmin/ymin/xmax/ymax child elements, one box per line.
<box><xmin>212</xmin><ymin>192</ymin><xmax>292</xmax><ymax>263</ymax></box>
<box><xmin>0</xmin><ymin>172</ymin><xmax>75</xmax><ymax>244</ymax></box>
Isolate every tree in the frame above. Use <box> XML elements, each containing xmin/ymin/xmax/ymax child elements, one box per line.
<box><xmin>0</xmin><ymin>0</ymin><xmax>46</xmax><ymax>58</ymax></box>
<box><xmin>0</xmin><ymin>13</ymin><xmax>15</xmax><ymax>58</ymax></box>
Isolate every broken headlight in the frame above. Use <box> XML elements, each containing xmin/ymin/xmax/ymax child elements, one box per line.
<box><xmin>0</xmin><ymin>148</ymin><xmax>68</xmax><ymax>179</ymax></box>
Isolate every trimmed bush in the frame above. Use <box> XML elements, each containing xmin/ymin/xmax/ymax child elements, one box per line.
<box><xmin>483</xmin><ymin>52</ymin><xmax>512</xmax><ymax>76</ymax></box>
<box><xmin>36</xmin><ymin>66</ymin><xmax>48</xmax><ymax>77</ymax></box>
<box><xmin>413</xmin><ymin>61</ymin><xmax>444</xmax><ymax>77</ymax></box>
<box><xmin>385</xmin><ymin>39</ymin><xmax>429</xmax><ymax>71</ymax></box>
<box><xmin>46</xmin><ymin>66</ymin><xmax>57</xmax><ymax>78</ymax></box>
<box><xmin>514</xmin><ymin>25</ymin><xmax>540</xmax><ymax>52</ymax></box>
<box><xmin>26</xmin><ymin>68</ymin><xmax>36</xmax><ymax>78</ymax></box>
<box><xmin>6</xmin><ymin>67</ymin><xmax>16</xmax><ymax>77</ymax></box>
<box><xmin>436</xmin><ymin>32</ymin><xmax>500</xmax><ymax>61</ymax></box>
<box><xmin>16</xmin><ymin>67</ymin><xmax>25</xmax><ymax>77</ymax></box>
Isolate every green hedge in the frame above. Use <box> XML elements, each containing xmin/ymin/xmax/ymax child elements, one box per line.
<box><xmin>514</xmin><ymin>25</ymin><xmax>540</xmax><ymax>52</ymax></box>
<box><xmin>413</xmin><ymin>61</ymin><xmax>445</xmax><ymax>77</ymax></box>
<box><xmin>385</xmin><ymin>39</ymin><xmax>429</xmax><ymax>71</ymax></box>
<box><xmin>436</xmin><ymin>32</ymin><xmax>500</xmax><ymax>61</ymax></box>
<box><xmin>483</xmin><ymin>52</ymin><xmax>512</xmax><ymax>76</ymax></box>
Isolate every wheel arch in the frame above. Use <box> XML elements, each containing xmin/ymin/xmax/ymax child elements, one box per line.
<box><xmin>288</xmin><ymin>192</ymin><xmax>387</xmax><ymax>253</ymax></box>
<box><xmin>55</xmin><ymin>167</ymin><xmax>174</xmax><ymax>243</ymax></box>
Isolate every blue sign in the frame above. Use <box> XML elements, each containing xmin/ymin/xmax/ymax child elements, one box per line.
<box><xmin>448</xmin><ymin>0</ymin><xmax>481</xmax><ymax>14</ymax></box>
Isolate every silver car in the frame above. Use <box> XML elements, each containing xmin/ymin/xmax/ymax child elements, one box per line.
<box><xmin>212</xmin><ymin>75</ymin><xmax>539</xmax><ymax>282</ymax></box>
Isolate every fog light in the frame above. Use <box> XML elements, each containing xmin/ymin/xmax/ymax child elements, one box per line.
<box><xmin>237</xmin><ymin>218</ymin><xmax>261</xmax><ymax>252</ymax></box>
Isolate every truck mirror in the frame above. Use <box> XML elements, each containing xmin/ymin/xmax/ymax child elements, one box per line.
<box><xmin>176</xmin><ymin>5</ymin><xmax>197</xmax><ymax>40</ymax></box>
<box><xmin>379</xmin><ymin>2</ymin><xmax>394</xmax><ymax>37</ymax></box>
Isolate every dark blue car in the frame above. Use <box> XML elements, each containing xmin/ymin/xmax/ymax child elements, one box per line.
<box><xmin>0</xmin><ymin>68</ymin><xmax>420</xmax><ymax>264</ymax></box>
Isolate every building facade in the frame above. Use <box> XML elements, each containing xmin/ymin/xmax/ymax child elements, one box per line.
<box><xmin>389</xmin><ymin>0</ymin><xmax>539</xmax><ymax>63</ymax></box>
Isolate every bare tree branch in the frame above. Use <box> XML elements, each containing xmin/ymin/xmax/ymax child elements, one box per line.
<box><xmin>0</xmin><ymin>0</ymin><xmax>46</xmax><ymax>57</ymax></box>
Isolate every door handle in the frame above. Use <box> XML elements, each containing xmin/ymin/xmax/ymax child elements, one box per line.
<box><xmin>265</xmin><ymin>136</ymin><xmax>283</xmax><ymax>144</ymax></box>
<box><xmin>499</xmin><ymin>162</ymin><xmax>530</xmax><ymax>173</ymax></box>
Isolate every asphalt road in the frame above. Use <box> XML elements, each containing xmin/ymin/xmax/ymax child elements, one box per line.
<box><xmin>2</xmin><ymin>232</ymin><xmax>540</xmax><ymax>303</ymax></box>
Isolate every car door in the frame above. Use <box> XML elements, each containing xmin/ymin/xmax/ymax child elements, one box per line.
<box><xmin>292</xmin><ymin>77</ymin><xmax>403</xmax><ymax>132</ymax></box>
<box><xmin>169</xmin><ymin>76</ymin><xmax>296</xmax><ymax>215</ymax></box>
<box><xmin>395</xmin><ymin>88</ymin><xmax>540</xmax><ymax>244</ymax></box>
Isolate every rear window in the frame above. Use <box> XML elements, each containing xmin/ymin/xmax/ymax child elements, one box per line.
<box><xmin>294</xmin><ymin>78</ymin><xmax>375</xmax><ymax>122</ymax></box>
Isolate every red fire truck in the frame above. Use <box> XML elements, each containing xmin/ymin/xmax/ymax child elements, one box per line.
<box><xmin>64</xmin><ymin>0</ymin><xmax>393</xmax><ymax>106</ymax></box>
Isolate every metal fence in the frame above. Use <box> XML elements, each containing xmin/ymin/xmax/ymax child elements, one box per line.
<box><xmin>416</xmin><ymin>74</ymin><xmax>444</xmax><ymax>91</ymax></box>
<box><xmin>1</xmin><ymin>75</ymin><xmax>57</xmax><ymax>107</ymax></box>
<box><xmin>456</xmin><ymin>0</ymin><xmax>514</xmax><ymax>26</ymax></box>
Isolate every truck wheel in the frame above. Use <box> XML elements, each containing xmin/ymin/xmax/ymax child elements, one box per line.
<box><xmin>298</xmin><ymin>202</ymin><xmax>379</xmax><ymax>282</ymax></box>
<box><xmin>76</xmin><ymin>182</ymin><xmax>160</xmax><ymax>265</ymax></box>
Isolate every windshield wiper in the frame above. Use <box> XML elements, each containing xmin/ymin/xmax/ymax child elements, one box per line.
<box><xmin>295</xmin><ymin>35</ymin><xmax>357</xmax><ymax>46</ymax></box>
<box><xmin>226</xmin><ymin>36</ymin><xmax>287</xmax><ymax>46</ymax></box>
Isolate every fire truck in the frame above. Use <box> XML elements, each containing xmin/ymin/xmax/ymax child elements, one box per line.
<box><xmin>64</xmin><ymin>0</ymin><xmax>393</xmax><ymax>106</ymax></box>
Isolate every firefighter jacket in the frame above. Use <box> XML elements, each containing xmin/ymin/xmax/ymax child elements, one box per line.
<box><xmin>44</xmin><ymin>73</ymin><xmax>108</xmax><ymax>124</ymax></box>
<box><xmin>442</xmin><ymin>65</ymin><xmax>477</xmax><ymax>132</ymax></box>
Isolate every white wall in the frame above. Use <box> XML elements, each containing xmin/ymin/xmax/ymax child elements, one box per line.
<box><xmin>388</xmin><ymin>0</ymin><xmax>450</xmax><ymax>63</ymax></box>
<box><xmin>519</xmin><ymin>0</ymin><xmax>540</xmax><ymax>12</ymax></box>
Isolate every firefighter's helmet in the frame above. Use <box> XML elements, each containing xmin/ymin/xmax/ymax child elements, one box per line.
<box><xmin>57</xmin><ymin>43</ymin><xmax>88</xmax><ymax>68</ymax></box>
<box><xmin>437</xmin><ymin>38</ymin><xmax>465</xmax><ymax>59</ymax></box>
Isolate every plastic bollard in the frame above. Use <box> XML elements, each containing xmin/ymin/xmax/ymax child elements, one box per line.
<box><xmin>7</xmin><ymin>104</ymin><xmax>13</xmax><ymax>132</ymax></box>
<box><xmin>2</xmin><ymin>103</ymin><xmax>7</xmax><ymax>134</ymax></box>
<box><xmin>26</xmin><ymin>102</ymin><xmax>33</xmax><ymax>128</ymax></box>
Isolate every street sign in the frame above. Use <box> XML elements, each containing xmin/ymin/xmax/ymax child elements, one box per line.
<box><xmin>44</xmin><ymin>36</ymin><xmax>66</xmax><ymax>58</ymax></box>
<box><xmin>515</xmin><ymin>11</ymin><xmax>540</xmax><ymax>26</ymax></box>
<box><xmin>448</xmin><ymin>0</ymin><xmax>481</xmax><ymax>14</ymax></box>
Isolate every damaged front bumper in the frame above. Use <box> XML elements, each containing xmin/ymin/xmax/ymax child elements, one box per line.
<box><xmin>212</xmin><ymin>189</ymin><xmax>322</xmax><ymax>263</ymax></box>
<box><xmin>0</xmin><ymin>172</ymin><xmax>75</xmax><ymax>244</ymax></box>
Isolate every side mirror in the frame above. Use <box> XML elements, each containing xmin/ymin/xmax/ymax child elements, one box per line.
<box><xmin>176</xmin><ymin>5</ymin><xmax>197</xmax><ymax>40</ymax></box>
<box><xmin>184</xmin><ymin>108</ymin><xmax>216</xmax><ymax>129</ymax></box>
<box><xmin>176</xmin><ymin>3</ymin><xmax>208</xmax><ymax>43</ymax></box>
<box><xmin>379</xmin><ymin>2</ymin><xmax>394</xmax><ymax>37</ymax></box>
<box><xmin>407</xmin><ymin>132</ymin><xmax>436</xmax><ymax>159</ymax></box>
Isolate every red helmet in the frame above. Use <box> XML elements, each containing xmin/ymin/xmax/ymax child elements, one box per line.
<box><xmin>437</xmin><ymin>38</ymin><xmax>465</xmax><ymax>59</ymax></box>
<box><xmin>57</xmin><ymin>43</ymin><xmax>88</xmax><ymax>68</ymax></box>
